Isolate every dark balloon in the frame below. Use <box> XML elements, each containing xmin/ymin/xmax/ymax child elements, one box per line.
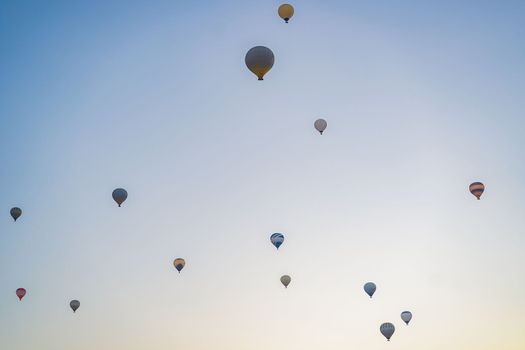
<box><xmin>112</xmin><ymin>188</ymin><xmax>128</xmax><ymax>207</ymax></box>
<box><xmin>70</xmin><ymin>300</ymin><xmax>80</xmax><ymax>313</ymax></box>
<box><xmin>10</xmin><ymin>207</ymin><xmax>22</xmax><ymax>221</ymax></box>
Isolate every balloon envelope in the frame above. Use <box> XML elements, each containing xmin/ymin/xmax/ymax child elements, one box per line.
<box><xmin>270</xmin><ymin>233</ymin><xmax>285</xmax><ymax>249</ymax></box>
<box><xmin>245</xmin><ymin>46</ymin><xmax>274</xmax><ymax>80</ymax></box>
<box><xmin>278</xmin><ymin>4</ymin><xmax>294</xmax><ymax>23</ymax></box>
<box><xmin>280</xmin><ymin>275</ymin><xmax>291</xmax><ymax>288</ymax></box>
<box><xmin>16</xmin><ymin>288</ymin><xmax>26</xmax><ymax>301</ymax></box>
<box><xmin>401</xmin><ymin>311</ymin><xmax>412</xmax><ymax>325</ymax></box>
<box><xmin>173</xmin><ymin>258</ymin><xmax>186</xmax><ymax>273</ymax></box>
<box><xmin>10</xmin><ymin>207</ymin><xmax>22</xmax><ymax>221</ymax></box>
<box><xmin>314</xmin><ymin>119</ymin><xmax>327</xmax><ymax>134</ymax></box>
<box><xmin>380</xmin><ymin>323</ymin><xmax>395</xmax><ymax>341</ymax></box>
<box><xmin>469</xmin><ymin>182</ymin><xmax>485</xmax><ymax>200</ymax></box>
<box><xmin>364</xmin><ymin>282</ymin><xmax>376</xmax><ymax>298</ymax></box>
<box><xmin>112</xmin><ymin>188</ymin><xmax>128</xmax><ymax>207</ymax></box>
<box><xmin>70</xmin><ymin>300</ymin><xmax>80</xmax><ymax>312</ymax></box>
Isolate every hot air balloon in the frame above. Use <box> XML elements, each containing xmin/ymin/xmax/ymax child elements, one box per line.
<box><xmin>380</xmin><ymin>323</ymin><xmax>395</xmax><ymax>341</ymax></box>
<box><xmin>314</xmin><ymin>119</ymin><xmax>327</xmax><ymax>135</ymax></box>
<box><xmin>280</xmin><ymin>275</ymin><xmax>291</xmax><ymax>288</ymax></box>
<box><xmin>16</xmin><ymin>288</ymin><xmax>26</xmax><ymax>301</ymax></box>
<box><xmin>112</xmin><ymin>188</ymin><xmax>128</xmax><ymax>207</ymax></box>
<box><xmin>245</xmin><ymin>46</ymin><xmax>274</xmax><ymax>80</ymax></box>
<box><xmin>70</xmin><ymin>300</ymin><xmax>80</xmax><ymax>313</ymax></box>
<box><xmin>364</xmin><ymin>282</ymin><xmax>376</xmax><ymax>298</ymax></box>
<box><xmin>270</xmin><ymin>233</ymin><xmax>285</xmax><ymax>250</ymax></box>
<box><xmin>10</xmin><ymin>207</ymin><xmax>22</xmax><ymax>221</ymax></box>
<box><xmin>469</xmin><ymin>182</ymin><xmax>485</xmax><ymax>200</ymax></box>
<box><xmin>278</xmin><ymin>4</ymin><xmax>294</xmax><ymax>23</ymax></box>
<box><xmin>401</xmin><ymin>311</ymin><xmax>412</xmax><ymax>325</ymax></box>
<box><xmin>173</xmin><ymin>258</ymin><xmax>186</xmax><ymax>273</ymax></box>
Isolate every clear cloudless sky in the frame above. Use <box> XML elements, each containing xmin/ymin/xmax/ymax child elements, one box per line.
<box><xmin>1</xmin><ymin>1</ymin><xmax>525</xmax><ymax>349</ymax></box>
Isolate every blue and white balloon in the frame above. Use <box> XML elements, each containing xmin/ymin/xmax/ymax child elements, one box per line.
<box><xmin>270</xmin><ymin>233</ymin><xmax>285</xmax><ymax>250</ymax></box>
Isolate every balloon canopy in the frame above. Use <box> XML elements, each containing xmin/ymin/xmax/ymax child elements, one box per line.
<box><xmin>314</xmin><ymin>119</ymin><xmax>327</xmax><ymax>135</ymax></box>
<box><xmin>10</xmin><ymin>207</ymin><xmax>22</xmax><ymax>221</ymax></box>
<box><xmin>245</xmin><ymin>46</ymin><xmax>274</xmax><ymax>80</ymax></box>
<box><xmin>173</xmin><ymin>258</ymin><xmax>186</xmax><ymax>273</ymax></box>
<box><xmin>112</xmin><ymin>188</ymin><xmax>128</xmax><ymax>207</ymax></box>
<box><xmin>401</xmin><ymin>311</ymin><xmax>412</xmax><ymax>325</ymax></box>
<box><xmin>469</xmin><ymin>182</ymin><xmax>485</xmax><ymax>200</ymax></box>
<box><xmin>70</xmin><ymin>300</ymin><xmax>80</xmax><ymax>313</ymax></box>
<box><xmin>364</xmin><ymin>282</ymin><xmax>376</xmax><ymax>298</ymax></box>
<box><xmin>270</xmin><ymin>233</ymin><xmax>285</xmax><ymax>250</ymax></box>
<box><xmin>280</xmin><ymin>275</ymin><xmax>291</xmax><ymax>288</ymax></box>
<box><xmin>380</xmin><ymin>323</ymin><xmax>395</xmax><ymax>341</ymax></box>
<box><xmin>16</xmin><ymin>288</ymin><xmax>26</xmax><ymax>301</ymax></box>
<box><xmin>278</xmin><ymin>4</ymin><xmax>294</xmax><ymax>23</ymax></box>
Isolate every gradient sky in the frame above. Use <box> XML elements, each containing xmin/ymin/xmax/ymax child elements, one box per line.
<box><xmin>1</xmin><ymin>1</ymin><xmax>525</xmax><ymax>349</ymax></box>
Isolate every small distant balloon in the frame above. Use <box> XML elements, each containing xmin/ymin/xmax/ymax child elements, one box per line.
<box><xmin>364</xmin><ymin>282</ymin><xmax>376</xmax><ymax>298</ymax></box>
<box><xmin>16</xmin><ymin>288</ymin><xmax>26</xmax><ymax>301</ymax></box>
<box><xmin>280</xmin><ymin>275</ymin><xmax>291</xmax><ymax>288</ymax></box>
<box><xmin>469</xmin><ymin>182</ymin><xmax>485</xmax><ymax>200</ymax></box>
<box><xmin>173</xmin><ymin>258</ymin><xmax>186</xmax><ymax>273</ymax></box>
<box><xmin>270</xmin><ymin>233</ymin><xmax>285</xmax><ymax>250</ymax></box>
<box><xmin>112</xmin><ymin>188</ymin><xmax>128</xmax><ymax>207</ymax></box>
<box><xmin>70</xmin><ymin>300</ymin><xmax>80</xmax><ymax>313</ymax></box>
<box><xmin>278</xmin><ymin>4</ymin><xmax>294</xmax><ymax>23</ymax></box>
<box><xmin>380</xmin><ymin>323</ymin><xmax>395</xmax><ymax>341</ymax></box>
<box><xmin>245</xmin><ymin>46</ymin><xmax>274</xmax><ymax>80</ymax></box>
<box><xmin>10</xmin><ymin>207</ymin><xmax>22</xmax><ymax>221</ymax></box>
<box><xmin>401</xmin><ymin>311</ymin><xmax>412</xmax><ymax>325</ymax></box>
<box><xmin>314</xmin><ymin>119</ymin><xmax>327</xmax><ymax>135</ymax></box>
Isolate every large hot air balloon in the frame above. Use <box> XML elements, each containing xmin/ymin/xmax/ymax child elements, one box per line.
<box><xmin>280</xmin><ymin>275</ymin><xmax>291</xmax><ymax>288</ymax></box>
<box><xmin>10</xmin><ymin>207</ymin><xmax>22</xmax><ymax>221</ymax></box>
<box><xmin>364</xmin><ymin>282</ymin><xmax>376</xmax><ymax>298</ymax></box>
<box><xmin>278</xmin><ymin>4</ymin><xmax>294</xmax><ymax>23</ymax></box>
<box><xmin>314</xmin><ymin>119</ymin><xmax>327</xmax><ymax>135</ymax></box>
<box><xmin>173</xmin><ymin>258</ymin><xmax>186</xmax><ymax>273</ymax></box>
<box><xmin>380</xmin><ymin>323</ymin><xmax>395</xmax><ymax>341</ymax></box>
<box><xmin>70</xmin><ymin>300</ymin><xmax>80</xmax><ymax>313</ymax></box>
<box><xmin>16</xmin><ymin>288</ymin><xmax>26</xmax><ymax>301</ymax></box>
<box><xmin>112</xmin><ymin>188</ymin><xmax>128</xmax><ymax>207</ymax></box>
<box><xmin>401</xmin><ymin>311</ymin><xmax>412</xmax><ymax>325</ymax></box>
<box><xmin>469</xmin><ymin>182</ymin><xmax>485</xmax><ymax>200</ymax></box>
<box><xmin>270</xmin><ymin>233</ymin><xmax>285</xmax><ymax>250</ymax></box>
<box><xmin>245</xmin><ymin>46</ymin><xmax>274</xmax><ymax>80</ymax></box>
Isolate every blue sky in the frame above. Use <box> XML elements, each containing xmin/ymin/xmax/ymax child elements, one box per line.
<box><xmin>1</xmin><ymin>1</ymin><xmax>525</xmax><ymax>349</ymax></box>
